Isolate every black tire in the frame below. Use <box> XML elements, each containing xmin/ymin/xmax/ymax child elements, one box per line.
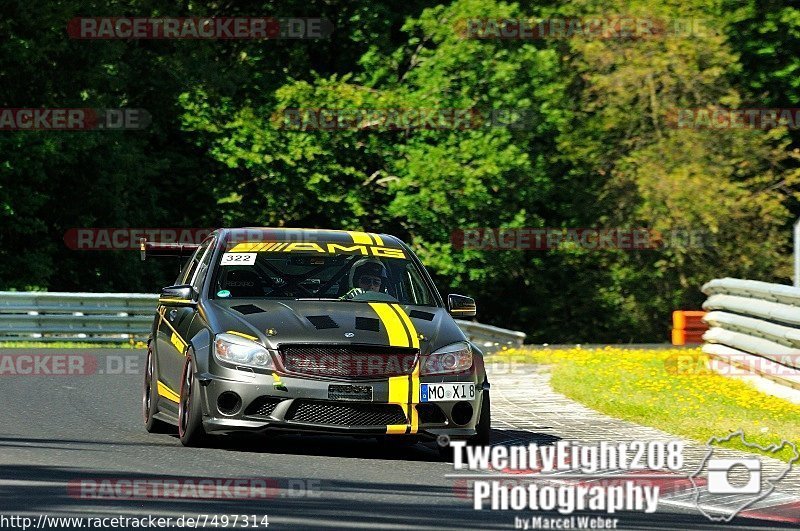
<box><xmin>468</xmin><ymin>391</ymin><xmax>491</xmax><ymax>447</ymax></box>
<box><xmin>178</xmin><ymin>353</ymin><xmax>208</xmax><ymax>447</ymax></box>
<box><xmin>438</xmin><ymin>443</ymin><xmax>454</xmax><ymax>460</ymax></box>
<box><xmin>143</xmin><ymin>343</ymin><xmax>171</xmax><ymax>433</ymax></box>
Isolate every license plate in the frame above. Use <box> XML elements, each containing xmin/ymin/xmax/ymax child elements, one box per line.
<box><xmin>420</xmin><ymin>383</ymin><xmax>475</xmax><ymax>402</ymax></box>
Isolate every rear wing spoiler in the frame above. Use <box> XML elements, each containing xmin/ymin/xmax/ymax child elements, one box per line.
<box><xmin>139</xmin><ymin>238</ymin><xmax>200</xmax><ymax>261</ymax></box>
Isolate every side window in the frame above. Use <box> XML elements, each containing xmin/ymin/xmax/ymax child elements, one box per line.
<box><xmin>175</xmin><ymin>257</ymin><xmax>195</xmax><ymax>285</ymax></box>
<box><xmin>405</xmin><ymin>265</ymin><xmax>432</xmax><ymax>306</ymax></box>
<box><xmin>177</xmin><ymin>240</ymin><xmax>211</xmax><ymax>286</ymax></box>
<box><xmin>191</xmin><ymin>238</ymin><xmax>216</xmax><ymax>292</ymax></box>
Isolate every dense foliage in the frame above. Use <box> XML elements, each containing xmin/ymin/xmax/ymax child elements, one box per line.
<box><xmin>2</xmin><ymin>0</ymin><xmax>798</xmax><ymax>342</ymax></box>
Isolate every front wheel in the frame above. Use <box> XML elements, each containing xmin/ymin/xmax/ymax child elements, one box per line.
<box><xmin>469</xmin><ymin>391</ymin><xmax>491</xmax><ymax>446</ymax></box>
<box><xmin>178</xmin><ymin>353</ymin><xmax>208</xmax><ymax>447</ymax></box>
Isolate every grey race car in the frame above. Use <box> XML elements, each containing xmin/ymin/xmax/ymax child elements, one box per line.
<box><xmin>141</xmin><ymin>228</ymin><xmax>489</xmax><ymax>450</ymax></box>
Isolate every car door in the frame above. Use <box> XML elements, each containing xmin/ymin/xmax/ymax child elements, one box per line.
<box><xmin>155</xmin><ymin>239</ymin><xmax>213</xmax><ymax>405</ymax></box>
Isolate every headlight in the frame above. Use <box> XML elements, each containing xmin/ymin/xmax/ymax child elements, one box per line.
<box><xmin>214</xmin><ymin>333</ymin><xmax>274</xmax><ymax>370</ymax></box>
<box><xmin>421</xmin><ymin>342</ymin><xmax>473</xmax><ymax>375</ymax></box>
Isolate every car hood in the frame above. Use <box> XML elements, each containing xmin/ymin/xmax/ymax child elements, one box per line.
<box><xmin>205</xmin><ymin>299</ymin><xmax>467</xmax><ymax>354</ymax></box>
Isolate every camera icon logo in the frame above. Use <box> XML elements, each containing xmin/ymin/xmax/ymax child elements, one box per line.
<box><xmin>706</xmin><ymin>458</ymin><xmax>761</xmax><ymax>494</ymax></box>
<box><xmin>688</xmin><ymin>430</ymin><xmax>799</xmax><ymax>522</ymax></box>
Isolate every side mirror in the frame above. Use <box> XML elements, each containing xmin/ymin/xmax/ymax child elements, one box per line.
<box><xmin>159</xmin><ymin>285</ymin><xmax>196</xmax><ymax>306</ymax></box>
<box><xmin>448</xmin><ymin>294</ymin><xmax>477</xmax><ymax>318</ymax></box>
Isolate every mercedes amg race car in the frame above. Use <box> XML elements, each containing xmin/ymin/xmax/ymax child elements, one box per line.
<box><xmin>141</xmin><ymin>228</ymin><xmax>490</xmax><ymax>449</ymax></box>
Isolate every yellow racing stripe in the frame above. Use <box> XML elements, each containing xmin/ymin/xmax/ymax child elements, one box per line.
<box><xmin>157</xmin><ymin>308</ymin><xmax>188</xmax><ymax>357</ymax></box>
<box><xmin>381</xmin><ymin>305</ymin><xmax>421</xmax><ymax>435</ymax></box>
<box><xmin>391</xmin><ymin>304</ymin><xmax>420</xmax><ymax>349</ymax></box>
<box><xmin>347</xmin><ymin>231</ymin><xmax>373</xmax><ymax>245</ymax></box>
<box><xmin>158</xmin><ymin>298</ymin><xmax>192</xmax><ymax>305</ymax></box>
<box><xmin>369</xmin><ymin>303</ymin><xmax>410</xmax><ymax>348</ymax></box>
<box><xmin>226</xmin><ymin>330</ymin><xmax>259</xmax><ymax>341</ymax></box>
<box><xmin>410</xmin><ymin>362</ymin><xmax>420</xmax><ymax>434</ymax></box>
<box><xmin>170</xmin><ymin>332</ymin><xmax>187</xmax><ymax>354</ymax></box>
<box><xmin>388</xmin><ymin>375</ymin><xmax>410</xmax><ymax>405</ymax></box>
<box><xmin>157</xmin><ymin>381</ymin><xmax>180</xmax><ymax>403</ymax></box>
<box><xmin>229</xmin><ymin>242</ymin><xmax>262</xmax><ymax>252</ymax></box>
<box><xmin>386</xmin><ymin>374</ymin><xmax>410</xmax><ymax>434</ymax></box>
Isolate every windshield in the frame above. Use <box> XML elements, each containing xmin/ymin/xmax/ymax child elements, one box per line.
<box><xmin>209</xmin><ymin>243</ymin><xmax>438</xmax><ymax>307</ymax></box>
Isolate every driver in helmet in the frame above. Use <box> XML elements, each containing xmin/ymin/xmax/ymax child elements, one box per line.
<box><xmin>340</xmin><ymin>257</ymin><xmax>388</xmax><ymax>300</ymax></box>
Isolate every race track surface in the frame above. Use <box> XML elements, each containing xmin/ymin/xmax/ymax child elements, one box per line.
<box><xmin>0</xmin><ymin>348</ymin><xmax>790</xmax><ymax>530</ymax></box>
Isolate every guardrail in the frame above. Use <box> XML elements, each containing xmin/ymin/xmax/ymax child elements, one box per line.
<box><xmin>0</xmin><ymin>291</ymin><xmax>159</xmax><ymax>342</ymax></box>
<box><xmin>0</xmin><ymin>292</ymin><xmax>527</xmax><ymax>348</ymax></box>
<box><xmin>700</xmin><ymin>278</ymin><xmax>800</xmax><ymax>390</ymax></box>
<box><xmin>455</xmin><ymin>319</ymin><xmax>526</xmax><ymax>350</ymax></box>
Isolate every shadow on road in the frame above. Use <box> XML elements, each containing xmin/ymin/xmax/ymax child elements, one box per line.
<box><xmin>161</xmin><ymin>428</ymin><xmax>564</xmax><ymax>462</ymax></box>
<box><xmin>0</xmin><ymin>463</ymin><xmax>494</xmax><ymax>529</ymax></box>
<box><xmin>0</xmin><ymin>464</ymin><xmax>789</xmax><ymax>530</ymax></box>
<box><xmin>490</xmin><ymin>428</ymin><xmax>561</xmax><ymax>446</ymax></box>
<box><xmin>200</xmin><ymin>431</ymin><xmax>445</xmax><ymax>462</ymax></box>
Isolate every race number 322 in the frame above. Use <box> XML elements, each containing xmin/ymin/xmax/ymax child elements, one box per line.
<box><xmin>220</xmin><ymin>253</ymin><xmax>257</xmax><ymax>266</ymax></box>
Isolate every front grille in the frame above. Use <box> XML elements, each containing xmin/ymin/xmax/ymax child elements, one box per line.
<box><xmin>287</xmin><ymin>400</ymin><xmax>407</xmax><ymax>426</ymax></box>
<box><xmin>244</xmin><ymin>396</ymin><xmax>284</xmax><ymax>417</ymax></box>
<box><xmin>280</xmin><ymin>345</ymin><xmax>417</xmax><ymax>378</ymax></box>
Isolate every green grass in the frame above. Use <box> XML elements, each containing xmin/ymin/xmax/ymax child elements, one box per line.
<box><xmin>495</xmin><ymin>347</ymin><xmax>800</xmax><ymax>462</ymax></box>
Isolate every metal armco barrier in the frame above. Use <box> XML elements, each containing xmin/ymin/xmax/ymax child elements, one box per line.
<box><xmin>701</xmin><ymin>278</ymin><xmax>800</xmax><ymax>389</ymax></box>
<box><xmin>0</xmin><ymin>291</ymin><xmax>159</xmax><ymax>342</ymax></box>
<box><xmin>454</xmin><ymin>319</ymin><xmax>527</xmax><ymax>349</ymax></box>
<box><xmin>0</xmin><ymin>291</ymin><xmax>527</xmax><ymax>347</ymax></box>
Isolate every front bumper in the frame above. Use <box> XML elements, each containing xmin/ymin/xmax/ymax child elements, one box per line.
<box><xmin>196</xmin><ymin>368</ymin><xmax>486</xmax><ymax>439</ymax></box>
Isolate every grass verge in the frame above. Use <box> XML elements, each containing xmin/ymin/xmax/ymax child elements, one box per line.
<box><xmin>494</xmin><ymin>347</ymin><xmax>800</xmax><ymax>462</ymax></box>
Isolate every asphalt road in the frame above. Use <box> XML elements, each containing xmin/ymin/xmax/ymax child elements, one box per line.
<box><xmin>0</xmin><ymin>348</ymin><xmax>792</xmax><ymax>530</ymax></box>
